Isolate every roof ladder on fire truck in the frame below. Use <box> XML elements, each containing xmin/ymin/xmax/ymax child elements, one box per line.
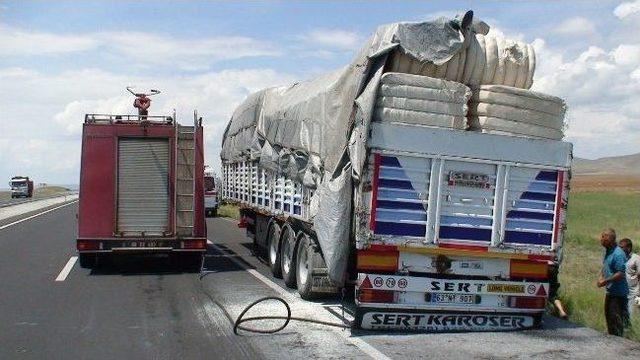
<box><xmin>175</xmin><ymin>124</ymin><xmax>196</xmax><ymax>237</ymax></box>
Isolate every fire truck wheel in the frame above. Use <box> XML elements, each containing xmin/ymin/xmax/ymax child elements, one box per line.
<box><xmin>280</xmin><ymin>226</ymin><xmax>297</xmax><ymax>288</ymax></box>
<box><xmin>296</xmin><ymin>234</ymin><xmax>316</xmax><ymax>299</ymax></box>
<box><xmin>268</xmin><ymin>223</ymin><xmax>282</xmax><ymax>278</ymax></box>
<box><xmin>79</xmin><ymin>253</ymin><xmax>97</xmax><ymax>268</ymax></box>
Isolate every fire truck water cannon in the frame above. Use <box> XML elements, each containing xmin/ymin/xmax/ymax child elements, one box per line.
<box><xmin>126</xmin><ymin>86</ymin><xmax>161</xmax><ymax>116</ymax></box>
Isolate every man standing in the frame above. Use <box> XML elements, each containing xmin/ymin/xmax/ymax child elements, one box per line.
<box><xmin>597</xmin><ymin>228</ymin><xmax>629</xmax><ymax>336</ymax></box>
<box><xmin>619</xmin><ymin>238</ymin><xmax>640</xmax><ymax>318</ymax></box>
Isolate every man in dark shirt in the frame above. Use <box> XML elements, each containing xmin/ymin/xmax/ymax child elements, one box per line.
<box><xmin>597</xmin><ymin>228</ymin><xmax>629</xmax><ymax>336</ymax></box>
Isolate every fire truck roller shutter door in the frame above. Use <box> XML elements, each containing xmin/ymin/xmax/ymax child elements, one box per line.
<box><xmin>117</xmin><ymin>138</ymin><xmax>170</xmax><ymax>236</ymax></box>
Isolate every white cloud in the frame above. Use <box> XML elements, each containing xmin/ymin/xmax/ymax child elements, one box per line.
<box><xmin>554</xmin><ymin>17</ymin><xmax>596</xmax><ymax>36</ymax></box>
<box><xmin>611</xmin><ymin>44</ymin><xmax>640</xmax><ymax>66</ymax></box>
<box><xmin>531</xmin><ymin>34</ymin><xmax>640</xmax><ymax>158</ymax></box>
<box><xmin>98</xmin><ymin>32</ymin><xmax>280</xmax><ymax>70</ymax></box>
<box><xmin>0</xmin><ymin>25</ymin><xmax>97</xmax><ymax>55</ymax></box>
<box><xmin>614</xmin><ymin>0</ymin><xmax>640</xmax><ymax>19</ymax></box>
<box><xmin>302</xmin><ymin>29</ymin><xmax>360</xmax><ymax>50</ymax></box>
<box><xmin>0</xmin><ymin>25</ymin><xmax>280</xmax><ymax>70</ymax></box>
<box><xmin>0</xmin><ymin>67</ymin><xmax>296</xmax><ymax>184</ymax></box>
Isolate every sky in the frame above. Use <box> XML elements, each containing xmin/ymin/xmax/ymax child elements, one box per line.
<box><xmin>1</xmin><ymin>0</ymin><xmax>639</xmax><ymax>185</ymax></box>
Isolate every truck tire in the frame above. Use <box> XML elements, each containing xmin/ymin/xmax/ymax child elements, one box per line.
<box><xmin>296</xmin><ymin>234</ymin><xmax>317</xmax><ymax>300</ymax></box>
<box><xmin>280</xmin><ymin>226</ymin><xmax>297</xmax><ymax>288</ymax></box>
<box><xmin>212</xmin><ymin>208</ymin><xmax>218</xmax><ymax>217</ymax></box>
<box><xmin>268</xmin><ymin>223</ymin><xmax>282</xmax><ymax>278</ymax></box>
<box><xmin>79</xmin><ymin>253</ymin><xmax>97</xmax><ymax>269</ymax></box>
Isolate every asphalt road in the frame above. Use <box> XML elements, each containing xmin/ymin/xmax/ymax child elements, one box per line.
<box><xmin>1</xmin><ymin>202</ymin><xmax>640</xmax><ymax>359</ymax></box>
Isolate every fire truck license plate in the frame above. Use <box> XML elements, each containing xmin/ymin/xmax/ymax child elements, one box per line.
<box><xmin>428</xmin><ymin>293</ymin><xmax>477</xmax><ymax>304</ymax></box>
<box><xmin>128</xmin><ymin>241</ymin><xmax>165</xmax><ymax>248</ymax></box>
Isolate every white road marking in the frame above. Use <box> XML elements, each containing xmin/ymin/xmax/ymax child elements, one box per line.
<box><xmin>0</xmin><ymin>200</ymin><xmax>78</xmax><ymax>231</ymax></box>
<box><xmin>211</xmin><ymin>243</ymin><xmax>294</xmax><ymax>300</ymax></box>
<box><xmin>219</xmin><ymin>217</ymin><xmax>236</xmax><ymax>224</ymax></box>
<box><xmin>209</xmin><ymin>243</ymin><xmax>391</xmax><ymax>360</ymax></box>
<box><xmin>55</xmin><ymin>256</ymin><xmax>78</xmax><ymax>282</ymax></box>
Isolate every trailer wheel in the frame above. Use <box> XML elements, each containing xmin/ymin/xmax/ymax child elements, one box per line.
<box><xmin>280</xmin><ymin>226</ymin><xmax>297</xmax><ymax>288</ymax></box>
<box><xmin>79</xmin><ymin>253</ymin><xmax>97</xmax><ymax>269</ymax></box>
<box><xmin>268</xmin><ymin>223</ymin><xmax>282</xmax><ymax>278</ymax></box>
<box><xmin>296</xmin><ymin>234</ymin><xmax>317</xmax><ymax>299</ymax></box>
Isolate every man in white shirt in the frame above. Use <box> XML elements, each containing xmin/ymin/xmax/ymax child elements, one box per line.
<box><xmin>619</xmin><ymin>238</ymin><xmax>640</xmax><ymax>317</ymax></box>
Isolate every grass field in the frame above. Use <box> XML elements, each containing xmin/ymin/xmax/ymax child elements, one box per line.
<box><xmin>559</xmin><ymin>177</ymin><xmax>640</xmax><ymax>340</ymax></box>
<box><xmin>217</xmin><ymin>203</ymin><xmax>240</xmax><ymax>220</ymax></box>
<box><xmin>0</xmin><ymin>186</ymin><xmax>72</xmax><ymax>202</ymax></box>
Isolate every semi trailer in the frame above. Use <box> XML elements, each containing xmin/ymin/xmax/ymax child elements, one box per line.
<box><xmin>221</xmin><ymin>12</ymin><xmax>572</xmax><ymax>332</ymax></box>
<box><xmin>10</xmin><ymin>176</ymin><xmax>34</xmax><ymax>198</ymax></box>
<box><xmin>77</xmin><ymin>111</ymin><xmax>207</xmax><ymax>269</ymax></box>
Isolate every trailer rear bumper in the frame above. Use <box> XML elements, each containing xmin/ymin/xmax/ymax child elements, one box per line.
<box><xmin>354</xmin><ymin>306</ymin><xmax>542</xmax><ymax>332</ymax></box>
<box><xmin>76</xmin><ymin>238</ymin><xmax>207</xmax><ymax>253</ymax></box>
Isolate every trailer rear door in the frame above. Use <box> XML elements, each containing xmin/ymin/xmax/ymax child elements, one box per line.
<box><xmin>117</xmin><ymin>138</ymin><xmax>170</xmax><ymax>236</ymax></box>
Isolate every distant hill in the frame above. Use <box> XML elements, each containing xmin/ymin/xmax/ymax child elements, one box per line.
<box><xmin>573</xmin><ymin>152</ymin><xmax>640</xmax><ymax>175</ymax></box>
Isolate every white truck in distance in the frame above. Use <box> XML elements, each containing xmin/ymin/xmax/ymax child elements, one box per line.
<box><xmin>220</xmin><ymin>12</ymin><xmax>571</xmax><ymax>332</ymax></box>
<box><xmin>10</xmin><ymin>176</ymin><xmax>34</xmax><ymax>198</ymax></box>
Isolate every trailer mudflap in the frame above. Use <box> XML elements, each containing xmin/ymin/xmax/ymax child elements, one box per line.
<box><xmin>354</xmin><ymin>307</ymin><xmax>542</xmax><ymax>332</ymax></box>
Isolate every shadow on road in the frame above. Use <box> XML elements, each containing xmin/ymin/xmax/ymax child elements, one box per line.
<box><xmin>88</xmin><ymin>254</ymin><xmax>201</xmax><ymax>276</ymax></box>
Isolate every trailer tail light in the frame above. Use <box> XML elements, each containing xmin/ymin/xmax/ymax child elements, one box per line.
<box><xmin>77</xmin><ymin>240</ymin><xmax>100</xmax><ymax>251</ymax></box>
<box><xmin>509</xmin><ymin>260</ymin><xmax>548</xmax><ymax>280</ymax></box>
<box><xmin>357</xmin><ymin>289</ymin><xmax>395</xmax><ymax>304</ymax></box>
<box><xmin>508</xmin><ymin>296</ymin><xmax>546</xmax><ymax>309</ymax></box>
<box><xmin>183</xmin><ymin>240</ymin><xmax>206</xmax><ymax>249</ymax></box>
<box><xmin>357</xmin><ymin>249</ymin><xmax>398</xmax><ymax>272</ymax></box>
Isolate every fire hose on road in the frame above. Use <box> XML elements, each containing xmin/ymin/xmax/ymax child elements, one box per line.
<box><xmin>198</xmin><ymin>271</ymin><xmax>351</xmax><ymax>335</ymax></box>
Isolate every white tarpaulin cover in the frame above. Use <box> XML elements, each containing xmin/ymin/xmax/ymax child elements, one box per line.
<box><xmin>373</xmin><ymin>72</ymin><xmax>471</xmax><ymax>129</ymax></box>
<box><xmin>387</xmin><ymin>33</ymin><xmax>536</xmax><ymax>89</ymax></box>
<box><xmin>468</xmin><ymin>85</ymin><xmax>566</xmax><ymax>140</ymax></box>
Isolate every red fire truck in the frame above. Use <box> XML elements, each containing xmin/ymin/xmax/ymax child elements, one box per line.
<box><xmin>76</xmin><ymin>110</ymin><xmax>207</xmax><ymax>269</ymax></box>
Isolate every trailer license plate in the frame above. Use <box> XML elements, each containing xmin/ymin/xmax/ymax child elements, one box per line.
<box><xmin>427</xmin><ymin>293</ymin><xmax>478</xmax><ymax>304</ymax></box>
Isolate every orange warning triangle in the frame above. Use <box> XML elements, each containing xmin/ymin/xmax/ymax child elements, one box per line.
<box><xmin>361</xmin><ymin>275</ymin><xmax>373</xmax><ymax>289</ymax></box>
<box><xmin>536</xmin><ymin>285</ymin><xmax>547</xmax><ymax>296</ymax></box>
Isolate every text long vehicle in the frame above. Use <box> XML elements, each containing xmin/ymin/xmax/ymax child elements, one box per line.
<box><xmin>358</xmin><ymin>273</ymin><xmax>549</xmax><ymax>297</ymax></box>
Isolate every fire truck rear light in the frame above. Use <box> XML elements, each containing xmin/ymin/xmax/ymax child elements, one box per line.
<box><xmin>77</xmin><ymin>240</ymin><xmax>100</xmax><ymax>251</ymax></box>
<box><xmin>508</xmin><ymin>296</ymin><xmax>546</xmax><ymax>309</ymax></box>
<box><xmin>358</xmin><ymin>289</ymin><xmax>395</xmax><ymax>303</ymax></box>
<box><xmin>183</xmin><ymin>240</ymin><xmax>206</xmax><ymax>249</ymax></box>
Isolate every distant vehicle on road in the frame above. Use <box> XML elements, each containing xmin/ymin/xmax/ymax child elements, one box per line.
<box><xmin>204</xmin><ymin>166</ymin><xmax>218</xmax><ymax>217</ymax></box>
<box><xmin>10</xmin><ymin>176</ymin><xmax>33</xmax><ymax>198</ymax></box>
<box><xmin>77</xmin><ymin>91</ymin><xmax>207</xmax><ymax>269</ymax></box>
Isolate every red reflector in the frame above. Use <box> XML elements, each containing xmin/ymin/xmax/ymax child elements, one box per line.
<box><xmin>184</xmin><ymin>240</ymin><xmax>206</xmax><ymax>249</ymax></box>
<box><xmin>508</xmin><ymin>296</ymin><xmax>546</xmax><ymax>309</ymax></box>
<box><xmin>237</xmin><ymin>217</ymin><xmax>248</xmax><ymax>228</ymax></box>
<box><xmin>357</xmin><ymin>289</ymin><xmax>395</xmax><ymax>303</ymax></box>
<box><xmin>360</xmin><ymin>275</ymin><xmax>373</xmax><ymax>289</ymax></box>
<box><xmin>77</xmin><ymin>240</ymin><xmax>100</xmax><ymax>251</ymax></box>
